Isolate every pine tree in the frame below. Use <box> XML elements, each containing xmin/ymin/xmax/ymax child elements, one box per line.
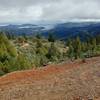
<box><xmin>92</xmin><ymin>38</ymin><xmax>96</xmax><ymax>51</ymax></box>
<box><xmin>73</xmin><ymin>37</ymin><xmax>82</xmax><ymax>59</ymax></box>
<box><xmin>15</xmin><ymin>53</ymin><xmax>31</xmax><ymax>70</ymax></box>
<box><xmin>46</xmin><ymin>42</ymin><xmax>60</xmax><ymax>61</ymax></box>
<box><xmin>0</xmin><ymin>32</ymin><xmax>17</xmax><ymax>62</ymax></box>
<box><xmin>68</xmin><ymin>45</ymin><xmax>74</xmax><ymax>60</ymax></box>
<box><xmin>36</xmin><ymin>33</ymin><xmax>41</xmax><ymax>39</ymax></box>
<box><xmin>48</xmin><ymin>33</ymin><xmax>55</xmax><ymax>42</ymax></box>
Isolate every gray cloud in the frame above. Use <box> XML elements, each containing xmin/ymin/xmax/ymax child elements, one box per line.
<box><xmin>0</xmin><ymin>0</ymin><xmax>100</xmax><ymax>24</ymax></box>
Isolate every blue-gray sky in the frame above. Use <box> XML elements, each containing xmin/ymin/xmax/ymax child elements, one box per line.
<box><xmin>0</xmin><ymin>0</ymin><xmax>100</xmax><ymax>24</ymax></box>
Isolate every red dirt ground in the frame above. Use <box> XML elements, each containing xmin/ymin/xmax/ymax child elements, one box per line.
<box><xmin>0</xmin><ymin>57</ymin><xmax>100</xmax><ymax>100</ymax></box>
<box><xmin>0</xmin><ymin>60</ymin><xmax>83</xmax><ymax>85</ymax></box>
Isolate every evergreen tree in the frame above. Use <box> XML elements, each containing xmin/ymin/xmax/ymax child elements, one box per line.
<box><xmin>96</xmin><ymin>35</ymin><xmax>100</xmax><ymax>45</ymax></box>
<box><xmin>67</xmin><ymin>45</ymin><xmax>74</xmax><ymax>60</ymax></box>
<box><xmin>36</xmin><ymin>33</ymin><xmax>41</xmax><ymax>39</ymax></box>
<box><xmin>0</xmin><ymin>32</ymin><xmax>17</xmax><ymax>62</ymax></box>
<box><xmin>92</xmin><ymin>38</ymin><xmax>96</xmax><ymax>51</ymax></box>
<box><xmin>48</xmin><ymin>33</ymin><xmax>55</xmax><ymax>42</ymax></box>
<box><xmin>46</xmin><ymin>42</ymin><xmax>60</xmax><ymax>61</ymax></box>
<box><xmin>15</xmin><ymin>53</ymin><xmax>31</xmax><ymax>70</ymax></box>
<box><xmin>73</xmin><ymin>37</ymin><xmax>82</xmax><ymax>59</ymax></box>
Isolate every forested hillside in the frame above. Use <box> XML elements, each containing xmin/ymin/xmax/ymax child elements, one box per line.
<box><xmin>0</xmin><ymin>22</ymin><xmax>100</xmax><ymax>40</ymax></box>
<box><xmin>0</xmin><ymin>32</ymin><xmax>100</xmax><ymax>76</ymax></box>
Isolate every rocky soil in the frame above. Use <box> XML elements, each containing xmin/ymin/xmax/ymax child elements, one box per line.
<box><xmin>0</xmin><ymin>57</ymin><xmax>100</xmax><ymax>100</ymax></box>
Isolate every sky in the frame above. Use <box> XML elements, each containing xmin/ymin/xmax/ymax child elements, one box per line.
<box><xmin>0</xmin><ymin>0</ymin><xmax>100</xmax><ymax>24</ymax></box>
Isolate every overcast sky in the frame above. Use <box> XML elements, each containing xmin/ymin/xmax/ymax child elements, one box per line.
<box><xmin>0</xmin><ymin>0</ymin><xmax>100</xmax><ymax>24</ymax></box>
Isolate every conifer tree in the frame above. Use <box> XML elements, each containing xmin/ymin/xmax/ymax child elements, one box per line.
<box><xmin>92</xmin><ymin>38</ymin><xmax>96</xmax><ymax>51</ymax></box>
<box><xmin>73</xmin><ymin>37</ymin><xmax>82</xmax><ymax>59</ymax></box>
<box><xmin>0</xmin><ymin>32</ymin><xmax>17</xmax><ymax>62</ymax></box>
<box><xmin>48</xmin><ymin>33</ymin><xmax>55</xmax><ymax>42</ymax></box>
<box><xmin>36</xmin><ymin>33</ymin><xmax>41</xmax><ymax>39</ymax></box>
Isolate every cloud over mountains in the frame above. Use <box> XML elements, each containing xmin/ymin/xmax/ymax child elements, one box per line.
<box><xmin>0</xmin><ymin>0</ymin><xmax>100</xmax><ymax>23</ymax></box>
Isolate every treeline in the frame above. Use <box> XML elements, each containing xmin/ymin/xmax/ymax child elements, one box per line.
<box><xmin>0</xmin><ymin>32</ymin><xmax>100</xmax><ymax>76</ymax></box>
<box><xmin>67</xmin><ymin>36</ymin><xmax>100</xmax><ymax>60</ymax></box>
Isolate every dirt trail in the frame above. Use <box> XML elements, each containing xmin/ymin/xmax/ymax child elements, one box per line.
<box><xmin>0</xmin><ymin>57</ymin><xmax>100</xmax><ymax>100</ymax></box>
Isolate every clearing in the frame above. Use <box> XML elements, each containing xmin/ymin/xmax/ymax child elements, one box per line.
<box><xmin>0</xmin><ymin>57</ymin><xmax>100</xmax><ymax>100</ymax></box>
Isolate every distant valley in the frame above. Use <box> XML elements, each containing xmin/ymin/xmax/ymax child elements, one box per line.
<box><xmin>0</xmin><ymin>22</ymin><xmax>100</xmax><ymax>40</ymax></box>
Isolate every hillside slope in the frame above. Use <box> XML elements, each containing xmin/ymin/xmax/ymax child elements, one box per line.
<box><xmin>0</xmin><ymin>57</ymin><xmax>100</xmax><ymax>100</ymax></box>
<box><xmin>1</xmin><ymin>22</ymin><xmax>100</xmax><ymax>40</ymax></box>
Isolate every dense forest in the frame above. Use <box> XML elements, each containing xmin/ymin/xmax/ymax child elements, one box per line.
<box><xmin>0</xmin><ymin>32</ymin><xmax>100</xmax><ymax>76</ymax></box>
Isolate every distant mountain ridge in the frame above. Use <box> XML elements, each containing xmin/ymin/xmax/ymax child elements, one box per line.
<box><xmin>0</xmin><ymin>22</ymin><xmax>100</xmax><ymax>40</ymax></box>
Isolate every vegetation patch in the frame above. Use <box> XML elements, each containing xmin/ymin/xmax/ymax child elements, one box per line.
<box><xmin>0</xmin><ymin>32</ymin><xmax>100</xmax><ymax>75</ymax></box>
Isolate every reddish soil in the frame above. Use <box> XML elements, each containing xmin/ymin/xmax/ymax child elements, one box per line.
<box><xmin>0</xmin><ymin>60</ymin><xmax>81</xmax><ymax>85</ymax></box>
<box><xmin>0</xmin><ymin>57</ymin><xmax>100</xmax><ymax>100</ymax></box>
